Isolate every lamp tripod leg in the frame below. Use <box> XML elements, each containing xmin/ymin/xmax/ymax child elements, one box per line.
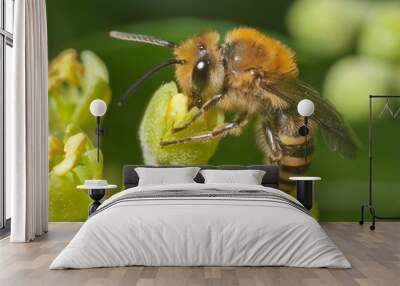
<box><xmin>359</xmin><ymin>204</ymin><xmax>365</xmax><ymax>225</ymax></box>
<box><xmin>370</xmin><ymin>206</ymin><xmax>376</xmax><ymax>231</ymax></box>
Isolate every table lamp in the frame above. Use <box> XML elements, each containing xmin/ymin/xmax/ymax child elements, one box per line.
<box><xmin>89</xmin><ymin>99</ymin><xmax>107</xmax><ymax>162</ymax></box>
<box><xmin>297</xmin><ymin>99</ymin><xmax>314</xmax><ymax>159</ymax></box>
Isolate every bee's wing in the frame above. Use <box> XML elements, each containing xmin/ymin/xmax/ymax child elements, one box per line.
<box><xmin>260</xmin><ymin>73</ymin><xmax>360</xmax><ymax>159</ymax></box>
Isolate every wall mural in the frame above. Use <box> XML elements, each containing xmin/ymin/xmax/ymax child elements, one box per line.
<box><xmin>47</xmin><ymin>0</ymin><xmax>400</xmax><ymax>222</ymax></box>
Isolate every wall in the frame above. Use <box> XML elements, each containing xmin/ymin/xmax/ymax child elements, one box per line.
<box><xmin>46</xmin><ymin>0</ymin><xmax>400</xmax><ymax>221</ymax></box>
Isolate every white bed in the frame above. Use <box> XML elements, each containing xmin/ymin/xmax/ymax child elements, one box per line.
<box><xmin>50</xmin><ymin>182</ymin><xmax>350</xmax><ymax>269</ymax></box>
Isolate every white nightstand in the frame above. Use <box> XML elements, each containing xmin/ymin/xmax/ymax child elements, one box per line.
<box><xmin>77</xmin><ymin>183</ymin><xmax>117</xmax><ymax>215</ymax></box>
<box><xmin>289</xmin><ymin>177</ymin><xmax>321</xmax><ymax>210</ymax></box>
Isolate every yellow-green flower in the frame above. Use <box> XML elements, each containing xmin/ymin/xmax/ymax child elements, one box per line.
<box><xmin>139</xmin><ymin>82</ymin><xmax>224</xmax><ymax>165</ymax></box>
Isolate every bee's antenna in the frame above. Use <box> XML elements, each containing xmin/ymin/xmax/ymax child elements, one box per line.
<box><xmin>117</xmin><ymin>59</ymin><xmax>185</xmax><ymax>106</ymax></box>
<box><xmin>110</xmin><ymin>31</ymin><xmax>177</xmax><ymax>48</ymax></box>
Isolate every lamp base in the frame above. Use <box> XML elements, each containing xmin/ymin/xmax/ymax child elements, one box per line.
<box><xmin>299</xmin><ymin>125</ymin><xmax>309</xmax><ymax>136</ymax></box>
<box><xmin>88</xmin><ymin>189</ymin><xmax>105</xmax><ymax>215</ymax></box>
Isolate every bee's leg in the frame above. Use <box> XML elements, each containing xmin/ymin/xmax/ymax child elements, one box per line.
<box><xmin>171</xmin><ymin>94</ymin><xmax>224</xmax><ymax>133</ymax></box>
<box><xmin>255</xmin><ymin>117</ymin><xmax>282</xmax><ymax>164</ymax></box>
<box><xmin>161</xmin><ymin>112</ymin><xmax>247</xmax><ymax>146</ymax></box>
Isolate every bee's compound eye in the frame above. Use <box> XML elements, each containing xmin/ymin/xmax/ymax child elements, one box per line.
<box><xmin>192</xmin><ymin>59</ymin><xmax>210</xmax><ymax>93</ymax></box>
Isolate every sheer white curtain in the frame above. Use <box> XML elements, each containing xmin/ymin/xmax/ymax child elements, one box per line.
<box><xmin>7</xmin><ymin>0</ymin><xmax>48</xmax><ymax>242</ymax></box>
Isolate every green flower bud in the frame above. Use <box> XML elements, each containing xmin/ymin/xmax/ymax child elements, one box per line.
<box><xmin>139</xmin><ymin>82</ymin><xmax>224</xmax><ymax>165</ymax></box>
<box><xmin>358</xmin><ymin>2</ymin><xmax>400</xmax><ymax>63</ymax></box>
<box><xmin>287</xmin><ymin>0</ymin><xmax>368</xmax><ymax>59</ymax></box>
<box><xmin>323</xmin><ymin>56</ymin><xmax>393</xmax><ymax>122</ymax></box>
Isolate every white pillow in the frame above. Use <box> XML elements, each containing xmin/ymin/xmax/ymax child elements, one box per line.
<box><xmin>200</xmin><ymin>169</ymin><xmax>266</xmax><ymax>185</ymax></box>
<box><xmin>135</xmin><ymin>167</ymin><xmax>200</xmax><ymax>186</ymax></box>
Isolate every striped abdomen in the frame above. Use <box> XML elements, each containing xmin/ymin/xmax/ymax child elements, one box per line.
<box><xmin>255</xmin><ymin>115</ymin><xmax>314</xmax><ymax>196</ymax></box>
<box><xmin>277</xmin><ymin>132</ymin><xmax>314</xmax><ymax>195</ymax></box>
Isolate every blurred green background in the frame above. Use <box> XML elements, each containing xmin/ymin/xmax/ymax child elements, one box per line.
<box><xmin>47</xmin><ymin>0</ymin><xmax>400</xmax><ymax>221</ymax></box>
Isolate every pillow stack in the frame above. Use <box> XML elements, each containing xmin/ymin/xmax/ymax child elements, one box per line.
<box><xmin>135</xmin><ymin>167</ymin><xmax>266</xmax><ymax>186</ymax></box>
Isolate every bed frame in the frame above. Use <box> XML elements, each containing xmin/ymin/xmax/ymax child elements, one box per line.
<box><xmin>123</xmin><ymin>165</ymin><xmax>279</xmax><ymax>189</ymax></box>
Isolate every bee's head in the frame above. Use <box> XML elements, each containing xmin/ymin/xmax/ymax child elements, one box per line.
<box><xmin>110</xmin><ymin>30</ymin><xmax>224</xmax><ymax>107</ymax></box>
<box><xmin>174</xmin><ymin>31</ymin><xmax>224</xmax><ymax>107</ymax></box>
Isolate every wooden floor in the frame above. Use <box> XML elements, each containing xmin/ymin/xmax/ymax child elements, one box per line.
<box><xmin>0</xmin><ymin>222</ymin><xmax>399</xmax><ymax>286</ymax></box>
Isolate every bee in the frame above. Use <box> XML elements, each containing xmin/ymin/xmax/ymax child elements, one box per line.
<box><xmin>110</xmin><ymin>27</ymin><xmax>359</xmax><ymax>193</ymax></box>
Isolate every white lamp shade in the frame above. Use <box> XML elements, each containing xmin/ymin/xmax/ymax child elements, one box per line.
<box><xmin>90</xmin><ymin>99</ymin><xmax>107</xmax><ymax>117</ymax></box>
<box><xmin>297</xmin><ymin>99</ymin><xmax>315</xmax><ymax>117</ymax></box>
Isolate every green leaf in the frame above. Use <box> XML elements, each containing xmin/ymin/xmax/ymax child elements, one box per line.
<box><xmin>81</xmin><ymin>50</ymin><xmax>110</xmax><ymax>84</ymax></box>
<box><xmin>49</xmin><ymin>172</ymin><xmax>92</xmax><ymax>222</ymax></box>
<box><xmin>70</xmin><ymin>78</ymin><xmax>111</xmax><ymax>132</ymax></box>
<box><xmin>81</xmin><ymin>148</ymin><xmax>103</xmax><ymax>180</ymax></box>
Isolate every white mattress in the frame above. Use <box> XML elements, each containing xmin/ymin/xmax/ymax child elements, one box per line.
<box><xmin>50</xmin><ymin>183</ymin><xmax>350</xmax><ymax>269</ymax></box>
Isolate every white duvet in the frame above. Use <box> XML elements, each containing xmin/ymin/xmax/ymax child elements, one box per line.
<box><xmin>50</xmin><ymin>183</ymin><xmax>350</xmax><ymax>269</ymax></box>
